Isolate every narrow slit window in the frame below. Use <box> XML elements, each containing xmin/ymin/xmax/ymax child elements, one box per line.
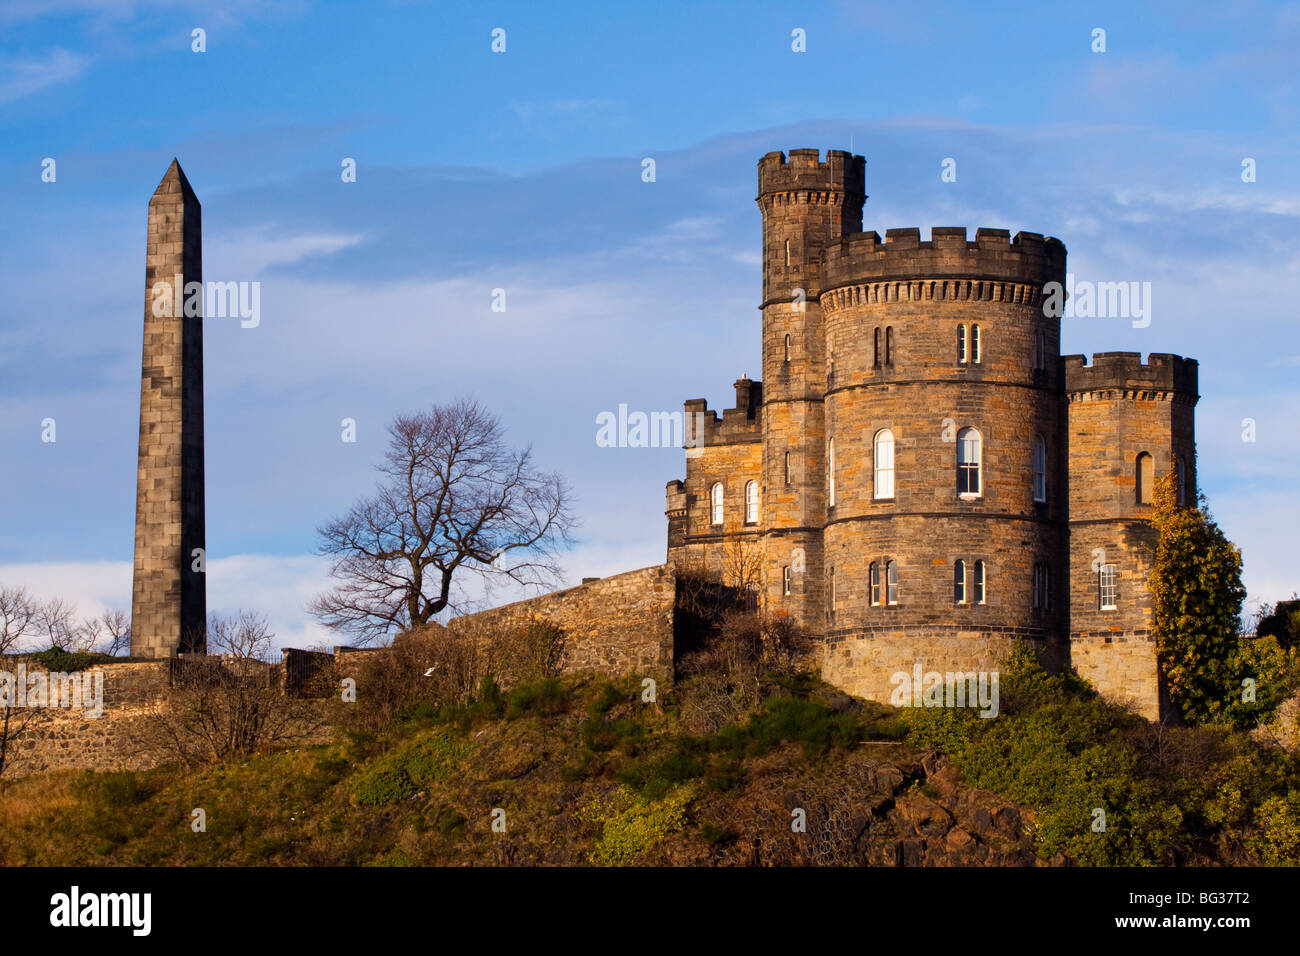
<box><xmin>828</xmin><ymin>438</ymin><xmax>836</xmax><ymax>507</ymax></box>
<box><xmin>1033</xmin><ymin>435</ymin><xmax>1047</xmax><ymax>503</ymax></box>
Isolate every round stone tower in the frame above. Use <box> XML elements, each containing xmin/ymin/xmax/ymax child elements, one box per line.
<box><xmin>756</xmin><ymin>149</ymin><xmax>865</xmax><ymax>631</ymax></box>
<box><xmin>813</xmin><ymin>227</ymin><xmax>1068</xmax><ymax>700</ymax></box>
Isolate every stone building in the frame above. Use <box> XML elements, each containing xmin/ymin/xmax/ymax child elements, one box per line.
<box><xmin>666</xmin><ymin>148</ymin><xmax>1197</xmax><ymax>719</ymax></box>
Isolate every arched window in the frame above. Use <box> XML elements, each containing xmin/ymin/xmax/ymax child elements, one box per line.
<box><xmin>710</xmin><ymin>482</ymin><xmax>724</xmax><ymax>525</ymax></box>
<box><xmin>973</xmin><ymin>560</ymin><xmax>986</xmax><ymax>605</ymax></box>
<box><xmin>1177</xmin><ymin>456</ymin><xmax>1188</xmax><ymax>506</ymax></box>
<box><xmin>873</xmin><ymin>327</ymin><xmax>881</xmax><ymax>368</ymax></box>
<box><xmin>957</xmin><ymin>324</ymin><xmax>967</xmax><ymax>364</ymax></box>
<box><xmin>784</xmin><ymin>334</ymin><xmax>791</xmax><ymax>363</ymax></box>
<box><xmin>828</xmin><ymin>438</ymin><xmax>836</xmax><ymax>507</ymax></box>
<box><xmin>782</xmin><ymin>565</ymin><xmax>791</xmax><ymax>596</ymax></box>
<box><xmin>957</xmin><ymin>427</ymin><xmax>981</xmax><ymax>496</ymax></box>
<box><xmin>784</xmin><ymin>451</ymin><xmax>792</xmax><ymax>486</ymax></box>
<box><xmin>972</xmin><ymin>324</ymin><xmax>981</xmax><ymax>363</ymax></box>
<box><xmin>869</xmin><ymin>562</ymin><xmax>880</xmax><ymax>606</ymax></box>
<box><xmin>954</xmin><ymin>559</ymin><xmax>966</xmax><ymax>604</ymax></box>
<box><xmin>886</xmin><ymin>560</ymin><xmax>899</xmax><ymax>605</ymax></box>
<box><xmin>1136</xmin><ymin>452</ymin><xmax>1153</xmax><ymax>505</ymax></box>
<box><xmin>873</xmin><ymin>429</ymin><xmax>895</xmax><ymax>499</ymax></box>
<box><xmin>1033</xmin><ymin>435</ymin><xmax>1047</xmax><ymax>503</ymax></box>
<box><xmin>745</xmin><ymin>480</ymin><xmax>759</xmax><ymax>524</ymax></box>
<box><xmin>885</xmin><ymin>326</ymin><xmax>894</xmax><ymax>365</ymax></box>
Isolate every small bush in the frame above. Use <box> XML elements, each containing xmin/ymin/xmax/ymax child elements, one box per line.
<box><xmin>30</xmin><ymin>648</ymin><xmax>107</xmax><ymax>673</ymax></box>
<box><xmin>505</xmin><ymin>677</ymin><xmax>567</xmax><ymax>719</ymax></box>
<box><xmin>578</xmin><ymin>785</ymin><xmax>696</xmax><ymax>866</ymax></box>
<box><xmin>350</xmin><ymin>731</ymin><xmax>471</xmax><ymax>807</ymax></box>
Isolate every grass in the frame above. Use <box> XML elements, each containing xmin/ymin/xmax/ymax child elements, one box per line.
<box><xmin>1</xmin><ymin>660</ymin><xmax>1297</xmax><ymax>866</ymax></box>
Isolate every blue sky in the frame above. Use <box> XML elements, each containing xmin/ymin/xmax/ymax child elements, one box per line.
<box><xmin>1</xmin><ymin>0</ymin><xmax>1297</xmax><ymax>647</ymax></box>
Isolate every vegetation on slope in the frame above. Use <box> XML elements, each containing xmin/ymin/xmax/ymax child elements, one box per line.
<box><xmin>1</xmin><ymin>633</ymin><xmax>1297</xmax><ymax>866</ymax></box>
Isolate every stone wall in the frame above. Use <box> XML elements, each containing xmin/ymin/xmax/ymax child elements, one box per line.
<box><xmin>446</xmin><ymin>565</ymin><xmax>676</xmax><ymax>683</ymax></box>
<box><xmin>817</xmin><ymin>627</ymin><xmax>1061</xmax><ymax>709</ymax></box>
<box><xmin>2</xmin><ymin>660</ymin><xmax>170</xmax><ymax>777</ymax></box>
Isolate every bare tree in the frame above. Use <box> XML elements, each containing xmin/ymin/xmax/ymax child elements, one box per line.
<box><xmin>99</xmin><ymin>608</ymin><xmax>131</xmax><ymax>656</ymax></box>
<box><xmin>310</xmin><ymin>398</ymin><xmax>575</xmax><ymax>644</ymax></box>
<box><xmin>34</xmin><ymin>597</ymin><xmax>77</xmax><ymax>650</ymax></box>
<box><xmin>0</xmin><ymin>586</ymin><xmax>43</xmax><ymax>782</ymax></box>
<box><xmin>139</xmin><ymin>611</ymin><xmax>324</xmax><ymax>767</ymax></box>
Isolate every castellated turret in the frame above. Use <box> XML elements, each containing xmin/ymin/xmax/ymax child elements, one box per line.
<box><xmin>665</xmin><ymin>148</ymin><xmax>1197</xmax><ymax>720</ymax></box>
<box><xmin>1063</xmin><ymin>352</ymin><xmax>1198</xmax><ymax>712</ymax></box>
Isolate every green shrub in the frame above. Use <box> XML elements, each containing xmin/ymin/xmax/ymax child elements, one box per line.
<box><xmin>30</xmin><ymin>648</ymin><xmax>107</xmax><ymax>673</ymax></box>
<box><xmin>714</xmin><ymin>696</ymin><xmax>860</xmax><ymax>757</ymax></box>
<box><xmin>578</xmin><ymin>785</ymin><xmax>696</xmax><ymax>866</ymax></box>
<box><xmin>505</xmin><ymin>677</ymin><xmax>567</xmax><ymax>719</ymax></box>
<box><xmin>350</xmin><ymin>732</ymin><xmax>471</xmax><ymax>807</ymax></box>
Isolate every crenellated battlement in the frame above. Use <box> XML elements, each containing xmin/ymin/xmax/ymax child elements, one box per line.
<box><xmin>757</xmin><ymin>148</ymin><xmax>865</xmax><ymax>199</ymax></box>
<box><xmin>820</xmin><ymin>226</ymin><xmax>1066</xmax><ymax>295</ymax></box>
<box><xmin>1063</xmin><ymin>352</ymin><xmax>1198</xmax><ymax>400</ymax></box>
<box><xmin>683</xmin><ymin>377</ymin><xmax>763</xmax><ymax>448</ymax></box>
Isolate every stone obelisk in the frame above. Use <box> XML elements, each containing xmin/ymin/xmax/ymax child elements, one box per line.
<box><xmin>130</xmin><ymin>159</ymin><xmax>206</xmax><ymax>657</ymax></box>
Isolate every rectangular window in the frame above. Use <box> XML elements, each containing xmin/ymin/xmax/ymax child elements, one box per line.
<box><xmin>782</xmin><ymin>566</ymin><xmax>791</xmax><ymax>596</ymax></box>
<box><xmin>957</xmin><ymin>325</ymin><xmax>967</xmax><ymax>364</ymax></box>
<box><xmin>1099</xmin><ymin>564</ymin><xmax>1118</xmax><ymax>610</ymax></box>
<box><xmin>886</xmin><ymin>561</ymin><xmax>898</xmax><ymax>605</ymax></box>
<box><xmin>870</xmin><ymin>562</ymin><xmax>880</xmax><ymax>606</ymax></box>
<box><xmin>1032</xmin><ymin>565</ymin><xmax>1040</xmax><ymax>609</ymax></box>
<box><xmin>973</xmin><ymin>560</ymin><xmax>985</xmax><ymax>605</ymax></box>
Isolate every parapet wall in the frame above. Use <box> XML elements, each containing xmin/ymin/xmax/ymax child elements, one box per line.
<box><xmin>821</xmin><ymin>227</ymin><xmax>1067</xmax><ymax>292</ymax></box>
<box><xmin>1</xmin><ymin>659</ymin><xmax>170</xmax><ymax>777</ymax></box>
<box><xmin>757</xmin><ymin>149</ymin><xmax>865</xmax><ymax>200</ymax></box>
<box><xmin>1063</xmin><ymin>352</ymin><xmax>1199</xmax><ymax>398</ymax></box>
<box><xmin>446</xmin><ymin>564</ymin><xmax>677</xmax><ymax>683</ymax></box>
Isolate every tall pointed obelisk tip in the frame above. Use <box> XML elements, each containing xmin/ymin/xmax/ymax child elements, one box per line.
<box><xmin>155</xmin><ymin>157</ymin><xmax>197</xmax><ymax>202</ymax></box>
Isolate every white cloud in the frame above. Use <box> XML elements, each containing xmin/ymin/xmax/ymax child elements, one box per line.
<box><xmin>0</xmin><ymin>554</ymin><xmax>334</xmax><ymax>653</ymax></box>
<box><xmin>0</xmin><ymin>49</ymin><xmax>91</xmax><ymax>104</ymax></box>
